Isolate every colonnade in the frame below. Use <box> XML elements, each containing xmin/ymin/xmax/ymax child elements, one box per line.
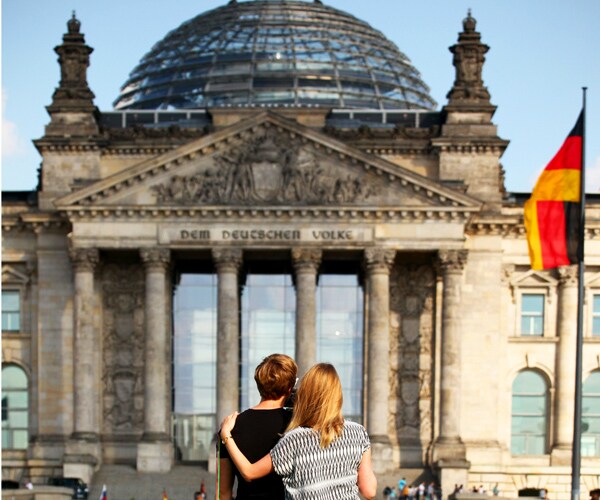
<box><xmin>67</xmin><ymin>244</ymin><xmax>582</xmax><ymax>474</ymax></box>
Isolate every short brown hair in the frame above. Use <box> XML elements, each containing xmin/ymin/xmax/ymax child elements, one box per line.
<box><xmin>254</xmin><ymin>354</ymin><xmax>297</xmax><ymax>401</ymax></box>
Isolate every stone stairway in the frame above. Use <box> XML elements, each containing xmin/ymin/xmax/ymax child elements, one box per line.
<box><xmin>88</xmin><ymin>464</ymin><xmax>435</xmax><ymax>500</ymax></box>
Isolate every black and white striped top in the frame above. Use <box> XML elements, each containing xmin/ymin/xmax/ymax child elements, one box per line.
<box><xmin>270</xmin><ymin>420</ymin><xmax>371</xmax><ymax>500</ymax></box>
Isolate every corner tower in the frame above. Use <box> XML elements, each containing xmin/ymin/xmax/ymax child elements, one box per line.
<box><xmin>433</xmin><ymin>11</ymin><xmax>508</xmax><ymax>211</ymax></box>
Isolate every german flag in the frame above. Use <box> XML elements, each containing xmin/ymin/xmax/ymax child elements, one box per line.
<box><xmin>524</xmin><ymin>111</ymin><xmax>583</xmax><ymax>270</ymax></box>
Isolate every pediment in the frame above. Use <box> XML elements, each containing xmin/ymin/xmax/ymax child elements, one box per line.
<box><xmin>2</xmin><ymin>264</ymin><xmax>30</xmax><ymax>285</ymax></box>
<box><xmin>56</xmin><ymin>111</ymin><xmax>480</xmax><ymax>217</ymax></box>
<box><xmin>511</xmin><ymin>270</ymin><xmax>558</xmax><ymax>288</ymax></box>
<box><xmin>586</xmin><ymin>272</ymin><xmax>600</xmax><ymax>288</ymax></box>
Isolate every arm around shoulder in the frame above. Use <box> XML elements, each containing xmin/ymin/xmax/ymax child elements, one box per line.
<box><xmin>221</xmin><ymin>412</ymin><xmax>274</xmax><ymax>482</ymax></box>
<box><xmin>357</xmin><ymin>447</ymin><xmax>377</xmax><ymax>499</ymax></box>
<box><xmin>224</xmin><ymin>436</ymin><xmax>274</xmax><ymax>482</ymax></box>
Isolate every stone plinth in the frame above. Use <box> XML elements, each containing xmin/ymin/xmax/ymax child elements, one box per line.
<box><xmin>136</xmin><ymin>441</ymin><xmax>173</xmax><ymax>473</ymax></box>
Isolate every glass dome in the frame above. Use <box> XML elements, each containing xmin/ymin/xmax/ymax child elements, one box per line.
<box><xmin>114</xmin><ymin>0</ymin><xmax>436</xmax><ymax>111</ymax></box>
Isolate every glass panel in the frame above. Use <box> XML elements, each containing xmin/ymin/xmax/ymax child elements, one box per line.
<box><xmin>522</xmin><ymin>294</ymin><xmax>544</xmax><ymax>312</ymax></box>
<box><xmin>582</xmin><ymin>371</ymin><xmax>600</xmax><ymax>456</ymax></box>
<box><xmin>241</xmin><ymin>274</ymin><xmax>296</xmax><ymax>409</ymax></box>
<box><xmin>2</xmin><ymin>366</ymin><xmax>27</xmax><ymax>389</ymax></box>
<box><xmin>172</xmin><ymin>273</ymin><xmax>217</xmax><ymax>462</ymax></box>
<box><xmin>593</xmin><ymin>295</ymin><xmax>600</xmax><ymax>336</ymax></box>
<box><xmin>1</xmin><ymin>365</ymin><xmax>28</xmax><ymax>449</ymax></box>
<box><xmin>2</xmin><ymin>291</ymin><xmax>20</xmax><ymax>332</ymax></box>
<box><xmin>511</xmin><ymin>370</ymin><xmax>547</xmax><ymax>455</ymax></box>
<box><xmin>512</xmin><ymin>395</ymin><xmax>546</xmax><ymax>414</ymax></box>
<box><xmin>6</xmin><ymin>392</ymin><xmax>28</xmax><ymax>408</ymax></box>
<box><xmin>520</xmin><ymin>294</ymin><xmax>544</xmax><ymax>336</ymax></box>
<box><xmin>172</xmin><ymin>414</ymin><xmax>216</xmax><ymax>461</ymax></box>
<box><xmin>515</xmin><ymin>371</ymin><xmax>546</xmax><ymax>393</ymax></box>
<box><xmin>317</xmin><ymin>273</ymin><xmax>363</xmax><ymax>422</ymax></box>
<box><xmin>2</xmin><ymin>291</ymin><xmax>19</xmax><ymax>310</ymax></box>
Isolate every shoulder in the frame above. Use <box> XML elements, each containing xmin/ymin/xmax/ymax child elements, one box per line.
<box><xmin>343</xmin><ymin>420</ymin><xmax>367</xmax><ymax>434</ymax></box>
<box><xmin>283</xmin><ymin>426</ymin><xmax>313</xmax><ymax>439</ymax></box>
<box><xmin>343</xmin><ymin>421</ymin><xmax>370</xmax><ymax>444</ymax></box>
<box><xmin>277</xmin><ymin>426</ymin><xmax>315</xmax><ymax>446</ymax></box>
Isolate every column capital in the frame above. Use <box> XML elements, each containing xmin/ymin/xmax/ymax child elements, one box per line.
<box><xmin>438</xmin><ymin>249</ymin><xmax>468</xmax><ymax>274</ymax></box>
<box><xmin>291</xmin><ymin>248</ymin><xmax>322</xmax><ymax>273</ymax></box>
<box><xmin>70</xmin><ymin>247</ymin><xmax>99</xmax><ymax>272</ymax></box>
<box><xmin>364</xmin><ymin>248</ymin><xmax>396</xmax><ymax>274</ymax></box>
<box><xmin>212</xmin><ymin>248</ymin><xmax>243</xmax><ymax>273</ymax></box>
<box><xmin>140</xmin><ymin>248</ymin><xmax>171</xmax><ymax>271</ymax></box>
<box><xmin>557</xmin><ymin>265</ymin><xmax>578</xmax><ymax>287</ymax></box>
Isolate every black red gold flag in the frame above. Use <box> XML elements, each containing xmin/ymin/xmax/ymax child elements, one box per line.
<box><xmin>524</xmin><ymin>112</ymin><xmax>584</xmax><ymax>270</ymax></box>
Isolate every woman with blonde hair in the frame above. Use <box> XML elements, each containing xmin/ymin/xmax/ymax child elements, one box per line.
<box><xmin>220</xmin><ymin>363</ymin><xmax>377</xmax><ymax>499</ymax></box>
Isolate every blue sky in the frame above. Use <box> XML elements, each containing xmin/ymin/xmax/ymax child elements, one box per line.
<box><xmin>2</xmin><ymin>0</ymin><xmax>599</xmax><ymax>193</ymax></box>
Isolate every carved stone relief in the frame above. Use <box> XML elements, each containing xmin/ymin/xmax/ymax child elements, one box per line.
<box><xmin>150</xmin><ymin>126</ymin><xmax>379</xmax><ymax>206</ymax></box>
<box><xmin>101</xmin><ymin>263</ymin><xmax>145</xmax><ymax>434</ymax></box>
<box><xmin>389</xmin><ymin>264</ymin><xmax>435</xmax><ymax>452</ymax></box>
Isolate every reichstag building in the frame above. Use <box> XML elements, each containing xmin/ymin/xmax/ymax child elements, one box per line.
<box><xmin>3</xmin><ymin>1</ymin><xmax>600</xmax><ymax>497</ymax></box>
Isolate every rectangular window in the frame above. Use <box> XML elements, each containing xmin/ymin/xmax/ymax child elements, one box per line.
<box><xmin>521</xmin><ymin>294</ymin><xmax>544</xmax><ymax>336</ymax></box>
<box><xmin>172</xmin><ymin>273</ymin><xmax>217</xmax><ymax>462</ymax></box>
<box><xmin>241</xmin><ymin>273</ymin><xmax>296</xmax><ymax>410</ymax></box>
<box><xmin>593</xmin><ymin>295</ymin><xmax>600</xmax><ymax>337</ymax></box>
<box><xmin>317</xmin><ymin>274</ymin><xmax>364</xmax><ymax>424</ymax></box>
<box><xmin>2</xmin><ymin>290</ymin><xmax>20</xmax><ymax>332</ymax></box>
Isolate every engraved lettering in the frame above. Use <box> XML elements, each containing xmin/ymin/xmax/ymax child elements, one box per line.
<box><xmin>311</xmin><ymin>230</ymin><xmax>353</xmax><ymax>240</ymax></box>
<box><xmin>180</xmin><ymin>229</ymin><xmax>209</xmax><ymax>240</ymax></box>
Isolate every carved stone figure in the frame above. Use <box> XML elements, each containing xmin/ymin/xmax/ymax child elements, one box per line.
<box><xmin>390</xmin><ymin>264</ymin><xmax>435</xmax><ymax>446</ymax></box>
<box><xmin>150</xmin><ymin>126</ymin><xmax>379</xmax><ymax>205</ymax></box>
<box><xmin>102</xmin><ymin>263</ymin><xmax>145</xmax><ymax>434</ymax></box>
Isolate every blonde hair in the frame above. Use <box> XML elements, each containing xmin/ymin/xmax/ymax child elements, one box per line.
<box><xmin>286</xmin><ymin>363</ymin><xmax>344</xmax><ymax>448</ymax></box>
<box><xmin>254</xmin><ymin>354</ymin><xmax>298</xmax><ymax>401</ymax></box>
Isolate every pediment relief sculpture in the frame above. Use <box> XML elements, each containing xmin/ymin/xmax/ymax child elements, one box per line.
<box><xmin>151</xmin><ymin>128</ymin><xmax>379</xmax><ymax>206</ymax></box>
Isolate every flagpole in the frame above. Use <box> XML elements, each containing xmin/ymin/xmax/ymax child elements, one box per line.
<box><xmin>571</xmin><ymin>87</ymin><xmax>587</xmax><ymax>500</ymax></box>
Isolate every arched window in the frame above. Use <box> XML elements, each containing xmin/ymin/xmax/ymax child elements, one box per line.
<box><xmin>2</xmin><ymin>365</ymin><xmax>29</xmax><ymax>449</ymax></box>
<box><xmin>582</xmin><ymin>371</ymin><xmax>600</xmax><ymax>456</ymax></box>
<box><xmin>511</xmin><ymin>370</ymin><xmax>548</xmax><ymax>455</ymax></box>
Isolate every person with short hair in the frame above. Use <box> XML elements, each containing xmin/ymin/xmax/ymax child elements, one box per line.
<box><xmin>590</xmin><ymin>489</ymin><xmax>600</xmax><ymax>500</ymax></box>
<box><xmin>218</xmin><ymin>353</ymin><xmax>298</xmax><ymax>500</ymax></box>
<box><xmin>221</xmin><ymin>363</ymin><xmax>377</xmax><ymax>499</ymax></box>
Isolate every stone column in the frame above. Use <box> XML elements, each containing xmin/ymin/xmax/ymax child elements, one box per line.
<box><xmin>292</xmin><ymin>248</ymin><xmax>322</xmax><ymax>376</ymax></box>
<box><xmin>552</xmin><ymin>265</ymin><xmax>578</xmax><ymax>464</ymax></box>
<box><xmin>64</xmin><ymin>247</ymin><xmax>100</xmax><ymax>484</ymax></box>
<box><xmin>434</xmin><ymin>249</ymin><xmax>469</xmax><ymax>497</ymax></box>
<box><xmin>213</xmin><ymin>248</ymin><xmax>243</xmax><ymax>422</ymax></box>
<box><xmin>364</xmin><ymin>247</ymin><xmax>395</xmax><ymax>473</ymax></box>
<box><xmin>137</xmin><ymin>248</ymin><xmax>172</xmax><ymax>473</ymax></box>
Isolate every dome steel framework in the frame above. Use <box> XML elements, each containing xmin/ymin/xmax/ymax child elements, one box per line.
<box><xmin>114</xmin><ymin>0</ymin><xmax>436</xmax><ymax>111</ymax></box>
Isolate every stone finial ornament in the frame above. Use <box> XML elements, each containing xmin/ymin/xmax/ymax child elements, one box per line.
<box><xmin>68</xmin><ymin>11</ymin><xmax>81</xmax><ymax>34</ymax></box>
<box><xmin>446</xmin><ymin>10</ymin><xmax>491</xmax><ymax>105</ymax></box>
<box><xmin>43</xmin><ymin>13</ymin><xmax>99</xmax><ymax>136</ymax></box>
<box><xmin>463</xmin><ymin>9</ymin><xmax>476</xmax><ymax>33</ymax></box>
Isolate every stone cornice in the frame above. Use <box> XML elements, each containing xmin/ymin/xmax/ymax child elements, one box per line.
<box><xmin>102</xmin><ymin>146</ymin><xmax>176</xmax><ymax>156</ymax></box>
<box><xmin>59</xmin><ymin>205</ymin><xmax>476</xmax><ymax>224</ymax></box>
<box><xmin>2</xmin><ymin>213</ymin><xmax>69</xmax><ymax>233</ymax></box>
<box><xmin>33</xmin><ymin>139</ymin><xmax>102</xmax><ymax>153</ymax></box>
<box><xmin>466</xmin><ymin>215</ymin><xmax>523</xmax><ymax>237</ymax></box>
<box><xmin>467</xmin><ymin>214</ymin><xmax>600</xmax><ymax>240</ymax></box>
<box><xmin>431</xmin><ymin>137</ymin><xmax>509</xmax><ymax>154</ymax></box>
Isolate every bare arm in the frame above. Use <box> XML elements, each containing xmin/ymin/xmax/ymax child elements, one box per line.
<box><xmin>221</xmin><ymin>412</ymin><xmax>275</xmax><ymax>482</ymax></box>
<box><xmin>218</xmin><ymin>458</ymin><xmax>234</xmax><ymax>500</ymax></box>
<box><xmin>357</xmin><ymin>448</ymin><xmax>377</xmax><ymax>499</ymax></box>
